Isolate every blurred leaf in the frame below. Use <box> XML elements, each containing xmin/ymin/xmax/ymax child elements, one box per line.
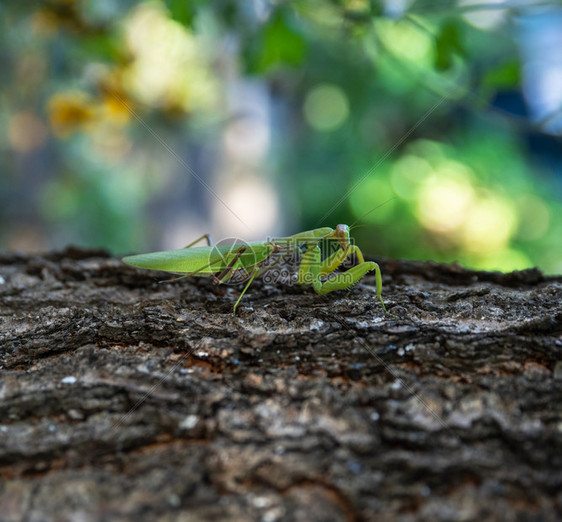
<box><xmin>80</xmin><ymin>33</ymin><xmax>121</xmax><ymax>61</ymax></box>
<box><xmin>165</xmin><ymin>0</ymin><xmax>197</xmax><ymax>27</ymax></box>
<box><xmin>434</xmin><ymin>21</ymin><xmax>465</xmax><ymax>70</ymax></box>
<box><xmin>248</xmin><ymin>11</ymin><xmax>306</xmax><ymax>73</ymax></box>
<box><xmin>483</xmin><ymin>60</ymin><xmax>521</xmax><ymax>90</ymax></box>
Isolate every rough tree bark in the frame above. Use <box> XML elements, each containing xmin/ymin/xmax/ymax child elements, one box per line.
<box><xmin>0</xmin><ymin>247</ymin><xmax>561</xmax><ymax>521</ymax></box>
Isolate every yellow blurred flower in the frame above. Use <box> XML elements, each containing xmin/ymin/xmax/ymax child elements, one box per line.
<box><xmin>122</xmin><ymin>3</ymin><xmax>219</xmax><ymax>114</ymax></box>
<box><xmin>95</xmin><ymin>68</ymin><xmax>134</xmax><ymax>126</ymax></box>
<box><xmin>48</xmin><ymin>92</ymin><xmax>96</xmax><ymax>137</ymax></box>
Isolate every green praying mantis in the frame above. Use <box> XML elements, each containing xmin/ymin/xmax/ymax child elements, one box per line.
<box><xmin>123</xmin><ymin>224</ymin><xmax>391</xmax><ymax>316</ymax></box>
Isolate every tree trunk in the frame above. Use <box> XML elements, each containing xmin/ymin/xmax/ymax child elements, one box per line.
<box><xmin>1</xmin><ymin>247</ymin><xmax>561</xmax><ymax>521</ymax></box>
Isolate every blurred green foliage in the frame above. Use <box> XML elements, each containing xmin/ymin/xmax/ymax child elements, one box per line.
<box><xmin>1</xmin><ymin>0</ymin><xmax>561</xmax><ymax>273</ymax></box>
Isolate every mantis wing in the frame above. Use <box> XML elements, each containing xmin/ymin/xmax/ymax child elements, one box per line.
<box><xmin>123</xmin><ymin>243</ymin><xmax>273</xmax><ymax>276</ymax></box>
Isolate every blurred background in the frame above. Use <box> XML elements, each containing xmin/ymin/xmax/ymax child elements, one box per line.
<box><xmin>1</xmin><ymin>0</ymin><xmax>561</xmax><ymax>273</ymax></box>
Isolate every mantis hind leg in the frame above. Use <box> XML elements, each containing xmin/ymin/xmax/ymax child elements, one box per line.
<box><xmin>183</xmin><ymin>234</ymin><xmax>213</xmax><ymax>248</ymax></box>
<box><xmin>232</xmin><ymin>267</ymin><xmax>259</xmax><ymax>316</ymax></box>
<box><xmin>213</xmin><ymin>247</ymin><xmax>247</xmax><ymax>284</ymax></box>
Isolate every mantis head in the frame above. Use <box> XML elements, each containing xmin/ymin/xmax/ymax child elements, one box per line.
<box><xmin>333</xmin><ymin>224</ymin><xmax>351</xmax><ymax>251</ymax></box>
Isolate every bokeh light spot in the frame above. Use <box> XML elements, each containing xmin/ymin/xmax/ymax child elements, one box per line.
<box><xmin>216</xmin><ymin>179</ymin><xmax>280</xmax><ymax>238</ymax></box>
<box><xmin>375</xmin><ymin>19</ymin><xmax>433</xmax><ymax>64</ymax></box>
<box><xmin>416</xmin><ymin>163</ymin><xmax>476</xmax><ymax>233</ymax></box>
<box><xmin>469</xmin><ymin>248</ymin><xmax>531</xmax><ymax>272</ymax></box>
<box><xmin>90</xmin><ymin>125</ymin><xmax>132</xmax><ymax>163</ymax></box>
<box><xmin>390</xmin><ymin>154</ymin><xmax>432</xmax><ymax>200</ymax></box>
<box><xmin>462</xmin><ymin>196</ymin><xmax>517</xmax><ymax>253</ymax></box>
<box><xmin>224</xmin><ymin>117</ymin><xmax>270</xmax><ymax>164</ymax></box>
<box><xmin>303</xmin><ymin>84</ymin><xmax>349</xmax><ymax>132</ymax></box>
<box><xmin>515</xmin><ymin>194</ymin><xmax>550</xmax><ymax>241</ymax></box>
<box><xmin>8</xmin><ymin>111</ymin><xmax>48</xmax><ymax>152</ymax></box>
<box><xmin>350</xmin><ymin>177</ymin><xmax>396</xmax><ymax>223</ymax></box>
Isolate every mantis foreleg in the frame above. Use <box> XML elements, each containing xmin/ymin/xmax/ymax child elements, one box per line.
<box><xmin>298</xmin><ymin>244</ymin><xmax>390</xmax><ymax>314</ymax></box>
